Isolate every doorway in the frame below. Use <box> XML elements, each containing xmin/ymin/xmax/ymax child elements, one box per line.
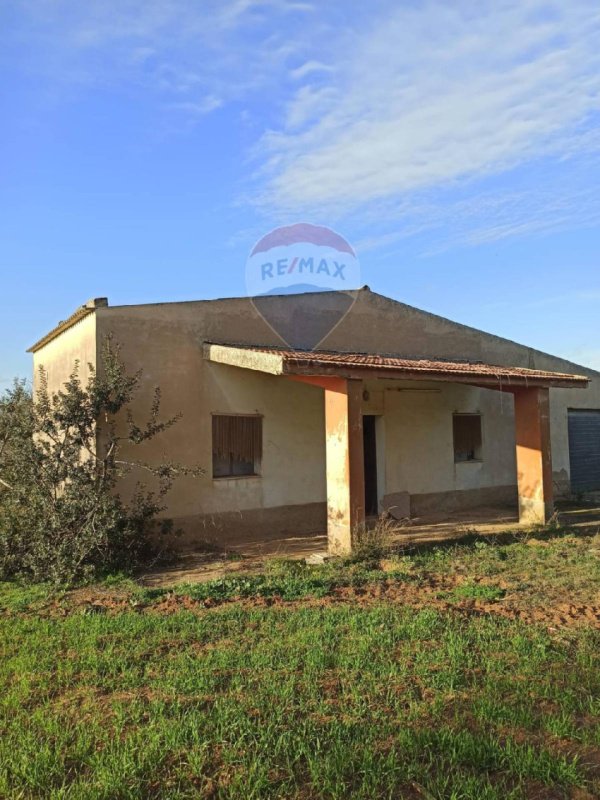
<box><xmin>363</xmin><ymin>415</ymin><xmax>379</xmax><ymax>516</ymax></box>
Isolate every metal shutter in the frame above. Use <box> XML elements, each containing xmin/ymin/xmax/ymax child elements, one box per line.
<box><xmin>568</xmin><ymin>410</ymin><xmax>600</xmax><ymax>493</ymax></box>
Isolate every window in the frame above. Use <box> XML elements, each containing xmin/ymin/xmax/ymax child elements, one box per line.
<box><xmin>453</xmin><ymin>413</ymin><xmax>483</xmax><ymax>463</ymax></box>
<box><xmin>212</xmin><ymin>414</ymin><xmax>262</xmax><ymax>478</ymax></box>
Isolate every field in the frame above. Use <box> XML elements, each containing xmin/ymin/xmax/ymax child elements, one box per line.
<box><xmin>1</xmin><ymin>527</ymin><xmax>600</xmax><ymax>799</ymax></box>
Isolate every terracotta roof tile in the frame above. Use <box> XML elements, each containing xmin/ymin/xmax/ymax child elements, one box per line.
<box><xmin>206</xmin><ymin>343</ymin><xmax>589</xmax><ymax>389</ymax></box>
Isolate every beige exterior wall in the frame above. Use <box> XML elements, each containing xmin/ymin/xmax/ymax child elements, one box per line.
<box><xmin>28</xmin><ymin>288</ymin><xmax>600</xmax><ymax>547</ymax></box>
<box><xmin>367</xmin><ymin>380</ymin><xmax>517</xmax><ymax>507</ymax></box>
<box><xmin>32</xmin><ymin>312</ymin><xmax>97</xmax><ymax>396</ymax></box>
<box><xmin>94</xmin><ymin>302</ymin><xmax>326</xmax><ymax>544</ymax></box>
<box><xmin>322</xmin><ymin>290</ymin><xmax>600</xmax><ymax>500</ymax></box>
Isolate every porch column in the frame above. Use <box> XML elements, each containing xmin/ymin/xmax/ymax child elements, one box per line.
<box><xmin>286</xmin><ymin>374</ymin><xmax>365</xmax><ymax>553</ymax></box>
<box><xmin>513</xmin><ymin>386</ymin><xmax>553</xmax><ymax>524</ymax></box>
<box><xmin>324</xmin><ymin>378</ymin><xmax>365</xmax><ymax>554</ymax></box>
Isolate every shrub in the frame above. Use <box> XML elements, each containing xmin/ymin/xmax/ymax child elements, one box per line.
<box><xmin>0</xmin><ymin>338</ymin><xmax>200</xmax><ymax>585</ymax></box>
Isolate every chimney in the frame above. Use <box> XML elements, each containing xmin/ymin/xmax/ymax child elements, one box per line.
<box><xmin>84</xmin><ymin>298</ymin><xmax>109</xmax><ymax>309</ymax></box>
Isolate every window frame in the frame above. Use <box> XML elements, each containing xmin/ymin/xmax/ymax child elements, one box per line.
<box><xmin>452</xmin><ymin>412</ymin><xmax>484</xmax><ymax>464</ymax></box>
<box><xmin>211</xmin><ymin>412</ymin><xmax>263</xmax><ymax>480</ymax></box>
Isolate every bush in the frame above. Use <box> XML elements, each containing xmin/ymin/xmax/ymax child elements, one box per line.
<box><xmin>0</xmin><ymin>338</ymin><xmax>200</xmax><ymax>585</ymax></box>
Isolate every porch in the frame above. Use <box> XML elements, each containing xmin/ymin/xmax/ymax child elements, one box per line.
<box><xmin>204</xmin><ymin>342</ymin><xmax>589</xmax><ymax>555</ymax></box>
<box><xmin>140</xmin><ymin>502</ymin><xmax>600</xmax><ymax>587</ymax></box>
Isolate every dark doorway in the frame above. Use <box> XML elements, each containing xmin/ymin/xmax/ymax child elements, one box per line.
<box><xmin>363</xmin><ymin>415</ymin><xmax>378</xmax><ymax>516</ymax></box>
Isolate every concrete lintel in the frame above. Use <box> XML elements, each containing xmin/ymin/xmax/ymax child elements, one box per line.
<box><xmin>284</xmin><ymin>365</ymin><xmax>587</xmax><ymax>390</ymax></box>
<box><xmin>203</xmin><ymin>343</ymin><xmax>285</xmax><ymax>375</ymax></box>
<box><xmin>286</xmin><ymin>374</ymin><xmax>352</xmax><ymax>392</ymax></box>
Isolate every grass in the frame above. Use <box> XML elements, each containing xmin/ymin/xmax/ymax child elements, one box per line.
<box><xmin>440</xmin><ymin>582</ymin><xmax>506</xmax><ymax>603</ymax></box>
<box><xmin>1</xmin><ymin>529</ymin><xmax>600</xmax><ymax>799</ymax></box>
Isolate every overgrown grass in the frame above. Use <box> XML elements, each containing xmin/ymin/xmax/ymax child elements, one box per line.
<box><xmin>1</xmin><ymin>603</ymin><xmax>599</xmax><ymax>799</ymax></box>
<box><xmin>403</xmin><ymin>529</ymin><xmax>600</xmax><ymax>607</ymax></box>
<box><xmin>0</xmin><ymin>560</ymin><xmax>411</xmax><ymax>614</ymax></box>
<box><xmin>1</xmin><ymin>530</ymin><xmax>600</xmax><ymax>798</ymax></box>
<box><xmin>4</xmin><ymin>527</ymin><xmax>599</xmax><ymax>614</ymax></box>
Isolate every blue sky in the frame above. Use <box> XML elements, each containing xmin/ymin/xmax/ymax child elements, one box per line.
<box><xmin>1</xmin><ymin>0</ymin><xmax>599</xmax><ymax>387</ymax></box>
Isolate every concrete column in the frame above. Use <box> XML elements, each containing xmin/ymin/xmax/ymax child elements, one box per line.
<box><xmin>323</xmin><ymin>378</ymin><xmax>365</xmax><ymax>554</ymax></box>
<box><xmin>513</xmin><ymin>386</ymin><xmax>553</xmax><ymax>524</ymax></box>
<box><xmin>286</xmin><ymin>374</ymin><xmax>365</xmax><ymax>553</ymax></box>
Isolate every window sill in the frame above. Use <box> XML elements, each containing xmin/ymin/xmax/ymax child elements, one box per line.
<box><xmin>454</xmin><ymin>459</ymin><xmax>484</xmax><ymax>465</ymax></box>
<box><xmin>212</xmin><ymin>475</ymin><xmax>262</xmax><ymax>482</ymax></box>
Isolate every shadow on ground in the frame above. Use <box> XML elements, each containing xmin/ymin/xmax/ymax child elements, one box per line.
<box><xmin>139</xmin><ymin>503</ymin><xmax>600</xmax><ymax>587</ymax></box>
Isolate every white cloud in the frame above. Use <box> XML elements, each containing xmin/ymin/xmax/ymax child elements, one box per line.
<box><xmin>284</xmin><ymin>85</ymin><xmax>338</xmax><ymax>130</ymax></box>
<box><xmin>258</xmin><ymin>1</ymin><xmax>600</xmax><ymax>216</ymax></box>
<box><xmin>168</xmin><ymin>96</ymin><xmax>223</xmax><ymax>115</ymax></box>
<box><xmin>347</xmin><ymin>167</ymin><xmax>600</xmax><ymax>258</ymax></box>
<box><xmin>423</xmin><ymin>180</ymin><xmax>600</xmax><ymax>253</ymax></box>
<box><xmin>7</xmin><ymin>0</ymin><xmax>318</xmax><ymax>110</ymax></box>
<box><xmin>7</xmin><ymin>0</ymin><xmax>600</xmax><ymax>253</ymax></box>
<box><xmin>289</xmin><ymin>60</ymin><xmax>333</xmax><ymax>80</ymax></box>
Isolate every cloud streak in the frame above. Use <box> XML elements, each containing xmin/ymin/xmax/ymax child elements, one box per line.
<box><xmin>257</xmin><ymin>1</ymin><xmax>600</xmax><ymax>221</ymax></box>
<box><xmin>6</xmin><ymin>0</ymin><xmax>600</xmax><ymax>254</ymax></box>
<box><xmin>5</xmin><ymin>0</ymin><xmax>319</xmax><ymax>111</ymax></box>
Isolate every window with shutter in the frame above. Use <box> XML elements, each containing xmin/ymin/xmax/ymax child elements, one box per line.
<box><xmin>212</xmin><ymin>414</ymin><xmax>262</xmax><ymax>478</ymax></box>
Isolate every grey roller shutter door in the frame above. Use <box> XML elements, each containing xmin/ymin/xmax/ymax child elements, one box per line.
<box><xmin>568</xmin><ymin>410</ymin><xmax>600</xmax><ymax>493</ymax></box>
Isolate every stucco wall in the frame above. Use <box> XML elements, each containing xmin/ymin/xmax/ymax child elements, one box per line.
<box><xmin>94</xmin><ymin>302</ymin><xmax>327</xmax><ymax>544</ymax></box>
<box><xmin>92</xmin><ymin>295</ymin><xmax>529</xmax><ymax>543</ymax></box>
<box><xmin>32</xmin><ymin>313</ymin><xmax>97</xmax><ymax>396</ymax></box>
<box><xmin>547</xmin><ymin>385</ymin><xmax>600</xmax><ymax>495</ymax></box>
<box><xmin>29</xmin><ymin>288</ymin><xmax>600</xmax><ymax>545</ymax></box>
<box><xmin>322</xmin><ymin>289</ymin><xmax>600</xmax><ymax>498</ymax></box>
<box><xmin>370</xmin><ymin>380</ymin><xmax>517</xmax><ymax>500</ymax></box>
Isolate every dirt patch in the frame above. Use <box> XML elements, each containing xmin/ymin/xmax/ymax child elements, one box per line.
<box><xmin>27</xmin><ymin>573</ymin><xmax>600</xmax><ymax>631</ymax></box>
<box><xmin>333</xmin><ymin>581</ymin><xmax>600</xmax><ymax>629</ymax></box>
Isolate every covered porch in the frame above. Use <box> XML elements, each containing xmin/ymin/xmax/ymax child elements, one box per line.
<box><xmin>204</xmin><ymin>343</ymin><xmax>589</xmax><ymax>555</ymax></box>
<box><xmin>140</xmin><ymin>502</ymin><xmax>600</xmax><ymax>586</ymax></box>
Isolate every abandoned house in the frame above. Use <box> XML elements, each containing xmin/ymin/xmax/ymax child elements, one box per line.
<box><xmin>28</xmin><ymin>287</ymin><xmax>600</xmax><ymax>554</ymax></box>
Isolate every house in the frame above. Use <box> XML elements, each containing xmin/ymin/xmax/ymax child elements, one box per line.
<box><xmin>28</xmin><ymin>287</ymin><xmax>600</xmax><ymax>554</ymax></box>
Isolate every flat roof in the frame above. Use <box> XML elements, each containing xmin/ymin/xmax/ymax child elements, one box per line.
<box><xmin>204</xmin><ymin>343</ymin><xmax>590</xmax><ymax>389</ymax></box>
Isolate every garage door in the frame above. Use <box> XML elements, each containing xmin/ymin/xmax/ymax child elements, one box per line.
<box><xmin>568</xmin><ymin>410</ymin><xmax>600</xmax><ymax>493</ymax></box>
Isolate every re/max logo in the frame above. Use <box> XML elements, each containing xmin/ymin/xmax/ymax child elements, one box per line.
<box><xmin>261</xmin><ymin>257</ymin><xmax>346</xmax><ymax>280</ymax></box>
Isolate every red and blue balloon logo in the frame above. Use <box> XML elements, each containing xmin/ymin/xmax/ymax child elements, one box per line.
<box><xmin>245</xmin><ymin>223</ymin><xmax>361</xmax><ymax>349</ymax></box>
<box><xmin>246</xmin><ymin>222</ymin><xmax>360</xmax><ymax>297</ymax></box>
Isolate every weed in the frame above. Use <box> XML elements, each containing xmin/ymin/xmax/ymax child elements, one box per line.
<box><xmin>443</xmin><ymin>582</ymin><xmax>506</xmax><ymax>602</ymax></box>
<box><xmin>0</xmin><ymin>581</ymin><xmax>56</xmax><ymax>613</ymax></box>
<box><xmin>349</xmin><ymin>514</ymin><xmax>404</xmax><ymax>563</ymax></box>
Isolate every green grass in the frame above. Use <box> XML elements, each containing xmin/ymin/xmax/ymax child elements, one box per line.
<box><xmin>1</xmin><ymin>531</ymin><xmax>600</xmax><ymax>799</ymax></box>
<box><xmin>441</xmin><ymin>582</ymin><xmax>506</xmax><ymax>603</ymax></box>
<box><xmin>0</xmin><ymin>560</ymin><xmax>409</xmax><ymax>614</ymax></box>
<box><xmin>1</xmin><ymin>605</ymin><xmax>598</xmax><ymax>799</ymax></box>
<box><xmin>0</xmin><ymin>580</ymin><xmax>61</xmax><ymax>613</ymax></box>
<box><xmin>396</xmin><ymin>529</ymin><xmax>600</xmax><ymax>605</ymax></box>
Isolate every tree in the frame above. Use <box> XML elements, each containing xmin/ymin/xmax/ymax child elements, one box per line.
<box><xmin>0</xmin><ymin>338</ymin><xmax>200</xmax><ymax>585</ymax></box>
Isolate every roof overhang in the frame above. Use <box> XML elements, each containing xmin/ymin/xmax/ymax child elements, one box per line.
<box><xmin>203</xmin><ymin>343</ymin><xmax>590</xmax><ymax>390</ymax></box>
<box><xmin>28</xmin><ymin>298</ymin><xmax>108</xmax><ymax>353</ymax></box>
